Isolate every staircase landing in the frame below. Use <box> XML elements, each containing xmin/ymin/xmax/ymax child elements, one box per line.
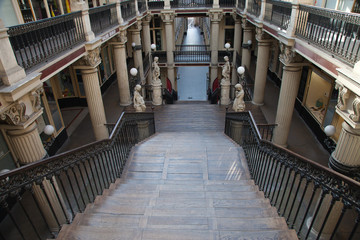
<box><xmin>57</xmin><ymin>130</ymin><xmax>297</xmax><ymax>239</ymax></box>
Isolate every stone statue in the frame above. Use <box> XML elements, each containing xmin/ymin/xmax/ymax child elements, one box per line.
<box><xmin>221</xmin><ymin>56</ymin><xmax>231</xmax><ymax>84</ymax></box>
<box><xmin>233</xmin><ymin>84</ymin><xmax>245</xmax><ymax>112</ymax></box>
<box><xmin>152</xmin><ymin>56</ymin><xmax>161</xmax><ymax>85</ymax></box>
<box><xmin>133</xmin><ymin>84</ymin><xmax>146</xmax><ymax>112</ymax></box>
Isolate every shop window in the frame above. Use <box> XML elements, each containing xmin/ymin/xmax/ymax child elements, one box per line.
<box><xmin>0</xmin><ymin>132</ymin><xmax>16</xmax><ymax>170</ymax></box>
<box><xmin>43</xmin><ymin>79</ymin><xmax>64</xmax><ymax>133</ymax></box>
<box><xmin>57</xmin><ymin>68</ymin><xmax>75</xmax><ymax>98</ymax></box>
<box><xmin>224</xmin><ymin>29</ymin><xmax>234</xmax><ymax>48</ymax></box>
<box><xmin>304</xmin><ymin>71</ymin><xmax>332</xmax><ymax>125</ymax></box>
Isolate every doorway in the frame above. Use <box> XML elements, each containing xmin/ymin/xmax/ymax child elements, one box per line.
<box><xmin>177</xmin><ymin>67</ymin><xmax>208</xmax><ymax>101</ymax></box>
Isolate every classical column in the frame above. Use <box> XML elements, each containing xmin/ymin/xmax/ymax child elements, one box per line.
<box><xmin>113</xmin><ymin>31</ymin><xmax>131</xmax><ymax>106</ymax></box>
<box><xmin>272</xmin><ymin>44</ymin><xmax>303</xmax><ymax>147</ymax></box>
<box><xmin>78</xmin><ymin>48</ymin><xmax>109</xmax><ymax>141</ymax></box>
<box><xmin>130</xmin><ymin>21</ymin><xmax>145</xmax><ymax>85</ymax></box>
<box><xmin>252</xmin><ymin>27</ymin><xmax>272</xmax><ymax>106</ymax></box>
<box><xmin>231</xmin><ymin>14</ymin><xmax>242</xmax><ymax>97</ymax></box>
<box><xmin>209</xmin><ymin>10</ymin><xmax>224</xmax><ymax>87</ymax></box>
<box><xmin>241</xmin><ymin>18</ymin><xmax>253</xmax><ymax>71</ymax></box>
<box><xmin>161</xmin><ymin>11</ymin><xmax>176</xmax><ymax>89</ymax></box>
<box><xmin>143</xmin><ymin>15</ymin><xmax>152</xmax><ymax>86</ymax></box>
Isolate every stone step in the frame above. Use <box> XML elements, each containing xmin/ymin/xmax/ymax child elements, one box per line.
<box><xmin>217</xmin><ymin>217</ymin><xmax>289</xmax><ymax>231</ymax></box>
<box><xmin>219</xmin><ymin>229</ymin><xmax>298</xmax><ymax>240</ymax></box>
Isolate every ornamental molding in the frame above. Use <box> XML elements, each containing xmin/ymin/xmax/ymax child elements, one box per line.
<box><xmin>350</xmin><ymin>96</ymin><xmax>360</xmax><ymax>122</ymax></box>
<box><xmin>78</xmin><ymin>48</ymin><xmax>101</xmax><ymax>67</ymax></box>
<box><xmin>0</xmin><ymin>102</ymin><xmax>29</xmax><ymax>126</ymax></box>
<box><xmin>161</xmin><ymin>11</ymin><xmax>176</xmax><ymax>23</ymax></box>
<box><xmin>30</xmin><ymin>87</ymin><xmax>43</xmax><ymax>111</ymax></box>
<box><xmin>208</xmin><ymin>10</ymin><xmax>224</xmax><ymax>22</ymax></box>
<box><xmin>255</xmin><ymin>27</ymin><xmax>271</xmax><ymax>42</ymax></box>
<box><xmin>116</xmin><ymin>30</ymin><xmax>127</xmax><ymax>44</ymax></box>
<box><xmin>335</xmin><ymin>83</ymin><xmax>350</xmax><ymax>111</ymax></box>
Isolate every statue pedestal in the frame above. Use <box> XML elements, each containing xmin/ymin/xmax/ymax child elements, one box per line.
<box><xmin>137</xmin><ymin>121</ymin><xmax>150</xmax><ymax>141</ymax></box>
<box><xmin>152</xmin><ymin>84</ymin><xmax>162</xmax><ymax>105</ymax></box>
<box><xmin>220</xmin><ymin>81</ymin><xmax>231</xmax><ymax>105</ymax></box>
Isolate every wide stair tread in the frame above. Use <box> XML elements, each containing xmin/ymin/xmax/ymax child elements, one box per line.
<box><xmin>57</xmin><ymin>131</ymin><xmax>297</xmax><ymax>239</ymax></box>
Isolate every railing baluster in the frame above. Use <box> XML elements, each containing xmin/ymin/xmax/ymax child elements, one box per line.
<box><xmin>39</xmin><ymin>182</ymin><xmax>61</xmax><ymax>227</ymax></box>
<box><xmin>1</xmin><ymin>200</ymin><xmax>26</xmax><ymax>240</ymax></box>
<box><xmin>76</xmin><ymin>163</ymin><xmax>92</xmax><ymax>204</ymax></box>
<box><xmin>290</xmin><ymin>179</ymin><xmax>310</xmax><ymax>228</ymax></box>
<box><xmin>65</xmin><ymin>170</ymin><xmax>82</xmax><ymax>212</ymax></box>
<box><xmin>286</xmin><ymin>174</ymin><xmax>303</xmax><ymax>222</ymax></box>
<box><xmin>16</xmin><ymin>194</ymin><xmax>42</xmax><ymax>239</ymax></box>
<box><xmin>83</xmin><ymin>160</ymin><xmax>96</xmax><ymax>201</ymax></box>
<box><xmin>57</xmin><ymin>175</ymin><xmax>75</xmax><ymax>219</ymax></box>
<box><xmin>70</xmin><ymin>167</ymin><xmax>86</xmax><ymax>210</ymax></box>
<box><xmin>305</xmin><ymin>189</ymin><xmax>328</xmax><ymax>239</ymax></box>
<box><xmin>348</xmin><ymin>209</ymin><xmax>360</xmax><ymax>240</ymax></box>
<box><xmin>49</xmin><ymin>176</ymin><xmax>70</xmax><ymax>223</ymax></box>
<box><xmin>270</xmin><ymin>162</ymin><xmax>283</xmax><ymax>204</ymax></box>
<box><xmin>298</xmin><ymin>183</ymin><xmax>319</xmax><ymax>234</ymax></box>
<box><xmin>329</xmin><ymin>203</ymin><xmax>349</xmax><ymax>240</ymax></box>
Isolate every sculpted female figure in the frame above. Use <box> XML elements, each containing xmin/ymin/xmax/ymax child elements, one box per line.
<box><xmin>152</xmin><ymin>57</ymin><xmax>161</xmax><ymax>85</ymax></box>
<box><xmin>221</xmin><ymin>56</ymin><xmax>231</xmax><ymax>84</ymax></box>
<box><xmin>133</xmin><ymin>84</ymin><xmax>146</xmax><ymax>112</ymax></box>
<box><xmin>233</xmin><ymin>83</ymin><xmax>245</xmax><ymax>112</ymax></box>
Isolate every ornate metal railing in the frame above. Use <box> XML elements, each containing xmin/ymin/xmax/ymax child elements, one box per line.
<box><xmin>138</xmin><ymin>0</ymin><xmax>147</xmax><ymax>13</ymax></box>
<box><xmin>238</xmin><ymin>0</ymin><xmax>246</xmax><ymax>11</ymax></box>
<box><xmin>148</xmin><ymin>0</ymin><xmax>165</xmax><ymax>9</ymax></box>
<box><xmin>170</xmin><ymin>0</ymin><xmax>213</xmax><ymax>8</ymax></box>
<box><xmin>7</xmin><ymin>11</ymin><xmax>85</xmax><ymax>71</ymax></box>
<box><xmin>121</xmin><ymin>0</ymin><xmax>136</xmax><ymax>22</ymax></box>
<box><xmin>295</xmin><ymin>5</ymin><xmax>360</xmax><ymax>66</ymax></box>
<box><xmin>225</xmin><ymin>111</ymin><xmax>360</xmax><ymax>240</ymax></box>
<box><xmin>219</xmin><ymin>0</ymin><xmax>236</xmax><ymax>8</ymax></box>
<box><xmin>0</xmin><ymin>112</ymin><xmax>155</xmax><ymax>239</ymax></box>
<box><xmin>89</xmin><ymin>4</ymin><xmax>118</xmax><ymax>36</ymax></box>
<box><xmin>247</xmin><ymin>0</ymin><xmax>261</xmax><ymax>17</ymax></box>
<box><xmin>174</xmin><ymin>45</ymin><xmax>210</xmax><ymax>62</ymax></box>
<box><xmin>264</xmin><ymin>0</ymin><xmax>292</xmax><ymax>31</ymax></box>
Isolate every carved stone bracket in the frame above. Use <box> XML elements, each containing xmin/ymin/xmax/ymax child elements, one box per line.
<box><xmin>232</xmin><ymin>12</ymin><xmax>241</xmax><ymax>23</ymax></box>
<box><xmin>132</xmin><ymin>19</ymin><xmax>143</xmax><ymax>31</ymax></box>
<box><xmin>279</xmin><ymin>43</ymin><xmax>303</xmax><ymax>65</ymax></box>
<box><xmin>116</xmin><ymin>30</ymin><xmax>127</xmax><ymax>44</ymax></box>
<box><xmin>350</xmin><ymin>96</ymin><xmax>360</xmax><ymax>122</ymax></box>
<box><xmin>335</xmin><ymin>83</ymin><xmax>350</xmax><ymax>111</ymax></box>
<box><xmin>161</xmin><ymin>11</ymin><xmax>176</xmax><ymax>23</ymax></box>
<box><xmin>31</xmin><ymin>87</ymin><xmax>44</xmax><ymax>111</ymax></box>
<box><xmin>0</xmin><ymin>102</ymin><xmax>29</xmax><ymax>125</ymax></box>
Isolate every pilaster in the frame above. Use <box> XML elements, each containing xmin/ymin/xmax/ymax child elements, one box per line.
<box><xmin>129</xmin><ymin>20</ymin><xmax>145</xmax><ymax>84</ymax></box>
<box><xmin>231</xmin><ymin>13</ymin><xmax>243</xmax><ymax>97</ymax></box>
<box><xmin>241</xmin><ymin>18</ymin><xmax>254</xmax><ymax>71</ymax></box>
<box><xmin>161</xmin><ymin>11</ymin><xmax>176</xmax><ymax>89</ymax></box>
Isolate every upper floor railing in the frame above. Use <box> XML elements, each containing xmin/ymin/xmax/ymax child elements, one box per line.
<box><xmin>7</xmin><ymin>11</ymin><xmax>85</xmax><ymax>71</ymax></box>
<box><xmin>247</xmin><ymin>0</ymin><xmax>261</xmax><ymax>17</ymax></box>
<box><xmin>148</xmin><ymin>0</ymin><xmax>165</xmax><ymax>9</ymax></box>
<box><xmin>0</xmin><ymin>112</ymin><xmax>155</xmax><ymax>239</ymax></box>
<box><xmin>174</xmin><ymin>44</ymin><xmax>211</xmax><ymax>62</ymax></box>
<box><xmin>121</xmin><ymin>0</ymin><xmax>136</xmax><ymax>22</ymax></box>
<box><xmin>295</xmin><ymin>5</ymin><xmax>360</xmax><ymax>65</ymax></box>
<box><xmin>138</xmin><ymin>0</ymin><xmax>147</xmax><ymax>13</ymax></box>
<box><xmin>264</xmin><ymin>0</ymin><xmax>292</xmax><ymax>31</ymax></box>
<box><xmin>238</xmin><ymin>0</ymin><xmax>246</xmax><ymax>11</ymax></box>
<box><xmin>219</xmin><ymin>0</ymin><xmax>236</xmax><ymax>8</ymax></box>
<box><xmin>89</xmin><ymin>4</ymin><xmax>118</xmax><ymax>36</ymax></box>
<box><xmin>170</xmin><ymin>0</ymin><xmax>213</xmax><ymax>8</ymax></box>
<box><xmin>225</xmin><ymin>111</ymin><xmax>360</xmax><ymax>240</ymax></box>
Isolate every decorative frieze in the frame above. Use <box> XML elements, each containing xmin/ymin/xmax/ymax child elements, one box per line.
<box><xmin>209</xmin><ymin>10</ymin><xmax>224</xmax><ymax>23</ymax></box>
<box><xmin>78</xmin><ymin>47</ymin><xmax>101</xmax><ymax>67</ymax></box>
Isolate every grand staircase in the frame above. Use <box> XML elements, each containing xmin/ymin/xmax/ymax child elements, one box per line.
<box><xmin>57</xmin><ymin>104</ymin><xmax>297</xmax><ymax>239</ymax></box>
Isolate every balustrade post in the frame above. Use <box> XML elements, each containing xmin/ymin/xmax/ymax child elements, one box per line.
<box><xmin>164</xmin><ymin>0</ymin><xmax>171</xmax><ymax>9</ymax></box>
<box><xmin>286</xmin><ymin>1</ymin><xmax>300</xmax><ymax>38</ymax></box>
<box><xmin>112</xmin><ymin>31</ymin><xmax>132</xmax><ymax>106</ymax></box>
<box><xmin>70</xmin><ymin>0</ymin><xmax>95</xmax><ymax>41</ymax></box>
<box><xmin>137</xmin><ymin>120</ymin><xmax>150</xmax><ymax>141</ymax></box>
<box><xmin>161</xmin><ymin>11</ymin><xmax>176</xmax><ymax>90</ymax></box>
<box><xmin>110</xmin><ymin>0</ymin><xmax>123</xmax><ymax>24</ymax></box>
<box><xmin>272</xmin><ymin>43</ymin><xmax>303</xmax><ymax>147</ymax></box>
<box><xmin>231</xmin><ymin>120</ymin><xmax>243</xmax><ymax>143</ymax></box>
<box><xmin>76</xmin><ymin>48</ymin><xmax>109</xmax><ymax>140</ymax></box>
<box><xmin>213</xmin><ymin>0</ymin><xmax>220</xmax><ymax>8</ymax></box>
<box><xmin>135</xmin><ymin>0</ymin><xmax>140</xmax><ymax>15</ymax></box>
<box><xmin>0</xmin><ymin>19</ymin><xmax>26</xmax><ymax>86</ymax></box>
<box><xmin>209</xmin><ymin>10</ymin><xmax>224</xmax><ymax>87</ymax></box>
<box><xmin>252</xmin><ymin>27</ymin><xmax>272</xmax><ymax>105</ymax></box>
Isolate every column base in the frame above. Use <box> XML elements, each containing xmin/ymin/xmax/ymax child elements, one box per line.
<box><xmin>119</xmin><ymin>101</ymin><xmax>132</xmax><ymax>107</ymax></box>
<box><xmin>329</xmin><ymin>154</ymin><xmax>360</xmax><ymax>176</ymax></box>
<box><xmin>251</xmin><ymin>101</ymin><xmax>264</xmax><ymax>106</ymax></box>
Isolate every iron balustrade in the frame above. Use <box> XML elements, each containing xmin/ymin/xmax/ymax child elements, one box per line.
<box><xmin>247</xmin><ymin>0</ymin><xmax>262</xmax><ymax>17</ymax></box>
<box><xmin>225</xmin><ymin>111</ymin><xmax>360</xmax><ymax>240</ymax></box>
<box><xmin>0</xmin><ymin>112</ymin><xmax>155</xmax><ymax>240</ymax></box>
<box><xmin>295</xmin><ymin>4</ymin><xmax>360</xmax><ymax>66</ymax></box>
<box><xmin>89</xmin><ymin>4</ymin><xmax>118</xmax><ymax>36</ymax></box>
<box><xmin>121</xmin><ymin>0</ymin><xmax>136</xmax><ymax>22</ymax></box>
<box><xmin>237</xmin><ymin>0</ymin><xmax>246</xmax><ymax>11</ymax></box>
<box><xmin>170</xmin><ymin>0</ymin><xmax>213</xmax><ymax>8</ymax></box>
<box><xmin>264</xmin><ymin>0</ymin><xmax>292</xmax><ymax>31</ymax></box>
<box><xmin>7</xmin><ymin>11</ymin><xmax>85</xmax><ymax>71</ymax></box>
<box><xmin>174</xmin><ymin>45</ymin><xmax>210</xmax><ymax>62</ymax></box>
<box><xmin>148</xmin><ymin>0</ymin><xmax>165</xmax><ymax>9</ymax></box>
<box><xmin>138</xmin><ymin>0</ymin><xmax>147</xmax><ymax>13</ymax></box>
<box><xmin>219</xmin><ymin>0</ymin><xmax>236</xmax><ymax>8</ymax></box>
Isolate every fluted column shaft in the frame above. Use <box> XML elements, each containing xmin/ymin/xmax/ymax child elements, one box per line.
<box><xmin>143</xmin><ymin>17</ymin><xmax>152</xmax><ymax>85</ymax></box>
<box><xmin>252</xmin><ymin>41</ymin><xmax>272</xmax><ymax>105</ymax></box>
<box><xmin>329</xmin><ymin>122</ymin><xmax>360</xmax><ymax>173</ymax></box>
<box><xmin>7</xmin><ymin>122</ymin><xmax>46</xmax><ymax>164</ymax></box>
<box><xmin>231</xmin><ymin>16</ymin><xmax>242</xmax><ymax>97</ymax></box>
<box><xmin>113</xmin><ymin>43</ymin><xmax>131</xmax><ymax>106</ymax></box>
<box><xmin>131</xmin><ymin>30</ymin><xmax>145</xmax><ymax>83</ymax></box>
<box><xmin>241</xmin><ymin>27</ymin><xmax>253</xmax><ymax>70</ymax></box>
<box><xmin>272</xmin><ymin>65</ymin><xmax>302</xmax><ymax>147</ymax></box>
<box><xmin>210</xmin><ymin>20</ymin><xmax>220</xmax><ymax>87</ymax></box>
<box><xmin>81</xmin><ymin>67</ymin><xmax>109</xmax><ymax>140</ymax></box>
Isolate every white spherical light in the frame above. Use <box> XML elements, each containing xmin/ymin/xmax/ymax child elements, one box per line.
<box><xmin>151</xmin><ymin>43</ymin><xmax>156</xmax><ymax>50</ymax></box>
<box><xmin>130</xmin><ymin>68</ymin><xmax>138</xmax><ymax>76</ymax></box>
<box><xmin>44</xmin><ymin>125</ymin><xmax>55</xmax><ymax>136</ymax></box>
<box><xmin>132</xmin><ymin>42</ymin><xmax>136</xmax><ymax>47</ymax></box>
<box><xmin>224</xmin><ymin>43</ymin><xmax>231</xmax><ymax>49</ymax></box>
<box><xmin>237</xmin><ymin>66</ymin><xmax>245</xmax><ymax>75</ymax></box>
<box><xmin>247</xmin><ymin>40</ymin><xmax>252</xmax><ymax>45</ymax></box>
<box><xmin>324</xmin><ymin>125</ymin><xmax>336</xmax><ymax>137</ymax></box>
